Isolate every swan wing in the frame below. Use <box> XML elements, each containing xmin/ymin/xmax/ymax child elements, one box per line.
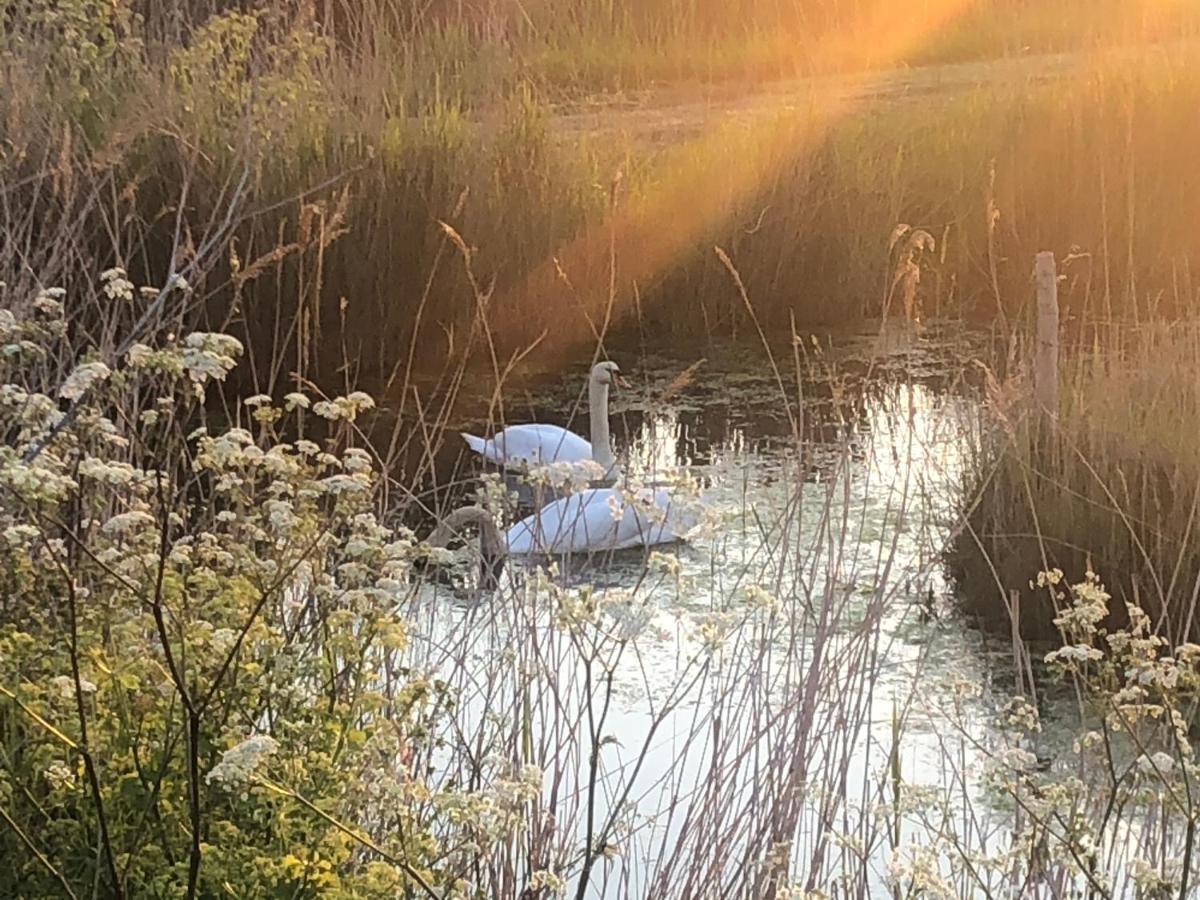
<box><xmin>506</xmin><ymin>488</ymin><xmax>620</xmax><ymax>555</ymax></box>
<box><xmin>475</xmin><ymin>424</ymin><xmax>591</xmax><ymax>467</ymax></box>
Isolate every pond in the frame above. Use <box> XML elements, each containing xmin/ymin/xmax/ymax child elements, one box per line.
<box><xmin>396</xmin><ymin>324</ymin><xmax>1078</xmax><ymax>897</ymax></box>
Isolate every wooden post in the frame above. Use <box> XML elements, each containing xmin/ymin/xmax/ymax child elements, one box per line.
<box><xmin>1034</xmin><ymin>251</ymin><xmax>1059</xmax><ymax>417</ymax></box>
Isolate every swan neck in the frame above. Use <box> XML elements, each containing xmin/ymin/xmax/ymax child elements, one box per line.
<box><xmin>588</xmin><ymin>377</ymin><xmax>614</xmax><ymax>471</ymax></box>
<box><xmin>429</xmin><ymin>506</ymin><xmax>505</xmax><ymax>560</ymax></box>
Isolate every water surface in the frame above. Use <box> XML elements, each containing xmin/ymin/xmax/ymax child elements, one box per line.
<box><xmin>401</xmin><ymin>325</ymin><xmax>1040</xmax><ymax>897</ymax></box>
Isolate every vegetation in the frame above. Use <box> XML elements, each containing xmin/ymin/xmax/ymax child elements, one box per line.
<box><xmin>953</xmin><ymin>322</ymin><xmax>1200</xmax><ymax>645</ymax></box>
<box><xmin>4</xmin><ymin>0</ymin><xmax>1199</xmax><ymax>380</ymax></box>
<box><xmin>4</xmin><ymin>0</ymin><xmax>1200</xmax><ymax>896</ymax></box>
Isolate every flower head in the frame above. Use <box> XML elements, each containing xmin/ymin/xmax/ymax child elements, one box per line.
<box><xmin>206</xmin><ymin>735</ymin><xmax>279</xmax><ymax>787</ymax></box>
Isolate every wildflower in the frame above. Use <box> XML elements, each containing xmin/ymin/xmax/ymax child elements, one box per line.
<box><xmin>312</xmin><ymin>400</ymin><xmax>339</xmax><ymax>420</ymax></box>
<box><xmin>744</xmin><ymin>584</ymin><xmax>780</xmax><ymax>613</ymax></box>
<box><xmin>997</xmin><ymin>746</ymin><xmax>1039</xmax><ymax>773</ymax></box>
<box><xmin>77</xmin><ymin>457</ymin><xmax>140</xmax><ymax>486</ymax></box>
<box><xmin>345</xmin><ymin>391</ymin><xmax>374</xmax><ymax>410</ymax></box>
<box><xmin>1137</xmin><ymin>751</ymin><xmax>1177</xmax><ymax>777</ymax></box>
<box><xmin>284</xmin><ymin>391</ymin><xmax>310</xmax><ymax>411</ymax></box>
<box><xmin>2</xmin><ymin>524</ymin><xmax>39</xmax><ymax>547</ymax></box>
<box><xmin>317</xmin><ymin>474</ymin><xmax>369</xmax><ymax>496</ymax></box>
<box><xmin>313</xmin><ymin>392</ymin><xmax>376</xmax><ymax>422</ymax></box>
<box><xmin>1129</xmin><ymin>857</ymin><xmax>1180</xmax><ymax>896</ymax></box>
<box><xmin>58</xmin><ymin>361</ymin><xmax>111</xmax><ymax>400</ymax></box>
<box><xmin>102</xmin><ymin>510</ymin><xmax>155</xmax><ymax>536</ymax></box>
<box><xmin>50</xmin><ymin>675</ymin><xmax>96</xmax><ymax>699</ymax></box>
<box><xmin>0</xmin><ymin>452</ymin><xmax>77</xmax><ymax>502</ymax></box>
<box><xmin>1045</xmin><ymin>644</ymin><xmax>1103</xmax><ymax>666</ymax></box>
<box><xmin>648</xmin><ymin>550</ymin><xmax>683</xmax><ymax>579</ymax></box>
<box><xmin>243</xmin><ymin>394</ymin><xmax>273</xmax><ymax>408</ymax></box>
<box><xmin>126</xmin><ymin>343</ymin><xmax>154</xmax><ymax>367</ymax></box>
<box><xmin>44</xmin><ymin>762</ymin><xmax>76</xmax><ymax>791</ymax></box>
<box><xmin>101</xmin><ymin>267</ymin><xmax>134</xmax><ymax>302</ymax></box>
<box><xmin>343</xmin><ymin>447</ymin><xmax>373</xmax><ymax>474</ymax></box>
<box><xmin>169</xmin><ymin>273</ymin><xmax>191</xmax><ymax>292</ymax></box>
<box><xmin>33</xmin><ymin>292</ymin><xmax>64</xmax><ymax>317</ymax></box>
<box><xmin>264</xmin><ymin>499</ymin><xmax>295</xmax><ymax>532</ymax></box>
<box><xmin>1176</xmin><ymin>643</ymin><xmax>1200</xmax><ymax>666</ymax></box>
<box><xmin>206</xmin><ymin>735</ymin><xmax>279</xmax><ymax>786</ymax></box>
<box><xmin>528</xmin><ymin>870</ymin><xmax>566</xmax><ymax>894</ymax></box>
<box><xmin>1033</xmin><ymin>568</ymin><xmax>1064</xmax><ymax>588</ymax></box>
<box><xmin>210</xmin><ymin>628</ymin><xmax>238</xmax><ymax>657</ymax></box>
<box><xmin>1003</xmin><ymin>696</ymin><xmax>1041</xmax><ymax>733</ymax></box>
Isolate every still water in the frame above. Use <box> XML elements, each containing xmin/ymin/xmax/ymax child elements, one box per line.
<box><xmin>399</xmin><ymin>325</ymin><xmax>1037</xmax><ymax>897</ymax></box>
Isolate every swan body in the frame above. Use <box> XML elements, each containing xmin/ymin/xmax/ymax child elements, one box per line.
<box><xmin>461</xmin><ymin>361</ymin><xmax>623</xmax><ymax>481</ymax></box>
<box><xmin>428</xmin><ymin>487</ymin><xmax>693</xmax><ymax>570</ymax></box>
<box><xmin>460</xmin><ymin>425</ymin><xmax>591</xmax><ymax>468</ymax></box>
<box><xmin>506</xmin><ymin>487</ymin><xmax>687</xmax><ymax>555</ymax></box>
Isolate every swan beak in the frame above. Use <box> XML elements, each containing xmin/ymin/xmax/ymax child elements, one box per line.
<box><xmin>614</xmin><ymin>373</ymin><xmax>631</xmax><ymax>390</ymax></box>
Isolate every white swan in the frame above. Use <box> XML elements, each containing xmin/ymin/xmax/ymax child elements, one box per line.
<box><xmin>427</xmin><ymin>486</ymin><xmax>693</xmax><ymax>564</ymax></box>
<box><xmin>460</xmin><ymin>361</ymin><xmax>624</xmax><ymax>481</ymax></box>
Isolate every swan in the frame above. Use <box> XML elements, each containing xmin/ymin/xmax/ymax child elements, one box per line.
<box><xmin>427</xmin><ymin>486</ymin><xmax>694</xmax><ymax>566</ymax></box>
<box><xmin>460</xmin><ymin>361</ymin><xmax>624</xmax><ymax>482</ymax></box>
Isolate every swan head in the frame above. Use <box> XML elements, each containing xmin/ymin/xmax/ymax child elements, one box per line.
<box><xmin>590</xmin><ymin>361</ymin><xmax>627</xmax><ymax>390</ymax></box>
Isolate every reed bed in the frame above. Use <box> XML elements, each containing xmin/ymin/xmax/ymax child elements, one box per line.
<box><xmin>3</xmin><ymin>5</ymin><xmax>1200</xmax><ymax>894</ymax></box>
<box><xmin>953</xmin><ymin>321</ymin><xmax>1200</xmax><ymax>646</ymax></box>
<box><xmin>4</xmin><ymin>1</ymin><xmax>1200</xmax><ymax>389</ymax></box>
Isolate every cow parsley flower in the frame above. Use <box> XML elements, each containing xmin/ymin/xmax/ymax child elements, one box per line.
<box><xmin>284</xmin><ymin>391</ymin><xmax>310</xmax><ymax>411</ymax></box>
<box><xmin>102</xmin><ymin>510</ymin><xmax>155</xmax><ymax>536</ymax></box>
<box><xmin>1045</xmin><ymin>644</ymin><xmax>1103</xmax><ymax>666</ymax></box>
<box><xmin>206</xmin><ymin>735</ymin><xmax>279</xmax><ymax>786</ymax></box>
<box><xmin>44</xmin><ymin>762</ymin><xmax>76</xmax><ymax>791</ymax></box>
<box><xmin>1137</xmin><ymin>751</ymin><xmax>1177</xmax><ymax>777</ymax></box>
<box><xmin>343</xmin><ymin>448</ymin><xmax>373</xmax><ymax>474</ymax></box>
<box><xmin>50</xmin><ymin>675</ymin><xmax>96</xmax><ymax>699</ymax></box>
<box><xmin>101</xmin><ymin>267</ymin><xmax>135</xmax><ymax>302</ymax></box>
<box><xmin>318</xmin><ymin>474</ymin><xmax>369</xmax><ymax>496</ymax></box>
<box><xmin>33</xmin><ymin>292</ymin><xmax>64</xmax><ymax>317</ymax></box>
<box><xmin>59</xmin><ymin>361</ymin><xmax>111</xmax><ymax>400</ymax></box>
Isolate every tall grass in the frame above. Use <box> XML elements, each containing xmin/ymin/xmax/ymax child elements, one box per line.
<box><xmin>5</xmin><ymin>1</ymin><xmax>1199</xmax><ymax>394</ymax></box>
<box><xmin>953</xmin><ymin>321</ymin><xmax>1200</xmax><ymax>645</ymax></box>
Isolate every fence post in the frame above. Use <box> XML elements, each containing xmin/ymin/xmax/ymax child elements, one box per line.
<box><xmin>1034</xmin><ymin>251</ymin><xmax>1059</xmax><ymax>417</ymax></box>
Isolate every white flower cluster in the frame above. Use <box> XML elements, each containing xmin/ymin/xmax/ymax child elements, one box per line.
<box><xmin>525</xmin><ymin>459</ymin><xmax>607</xmax><ymax>493</ymax></box>
<box><xmin>101</xmin><ymin>267</ymin><xmax>135</xmax><ymax>302</ymax></box>
<box><xmin>50</xmin><ymin>674</ymin><xmax>97</xmax><ymax>699</ymax></box>
<box><xmin>58</xmin><ymin>361</ymin><xmax>112</xmax><ymax>401</ymax></box>
<box><xmin>206</xmin><ymin>735</ymin><xmax>279</xmax><ymax>787</ymax></box>
<box><xmin>181</xmin><ymin>332</ymin><xmax>244</xmax><ymax>390</ymax></box>
<box><xmin>312</xmin><ymin>391</ymin><xmax>375</xmax><ymax>422</ymax></box>
<box><xmin>885</xmin><ymin>845</ymin><xmax>956</xmax><ymax>899</ymax></box>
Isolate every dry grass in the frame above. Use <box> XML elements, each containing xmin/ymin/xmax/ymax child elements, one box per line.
<box><xmin>953</xmin><ymin>322</ymin><xmax>1200</xmax><ymax>643</ymax></box>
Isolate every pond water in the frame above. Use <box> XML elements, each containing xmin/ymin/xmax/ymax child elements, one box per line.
<box><xmin>397</xmin><ymin>324</ymin><xmax>1068</xmax><ymax>897</ymax></box>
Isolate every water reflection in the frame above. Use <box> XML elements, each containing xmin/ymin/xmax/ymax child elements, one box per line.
<box><xmin>403</xmin><ymin>326</ymin><xmax>1025</xmax><ymax>898</ymax></box>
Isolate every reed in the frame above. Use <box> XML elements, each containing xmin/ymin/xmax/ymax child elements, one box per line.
<box><xmin>952</xmin><ymin>320</ymin><xmax>1200</xmax><ymax>644</ymax></box>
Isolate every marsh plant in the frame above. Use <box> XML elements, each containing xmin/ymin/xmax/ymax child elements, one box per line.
<box><xmin>2</xmin><ymin>269</ymin><xmax>1200</xmax><ymax>899</ymax></box>
<box><xmin>0</xmin><ymin>278</ymin><xmax>550</xmax><ymax>896</ymax></box>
